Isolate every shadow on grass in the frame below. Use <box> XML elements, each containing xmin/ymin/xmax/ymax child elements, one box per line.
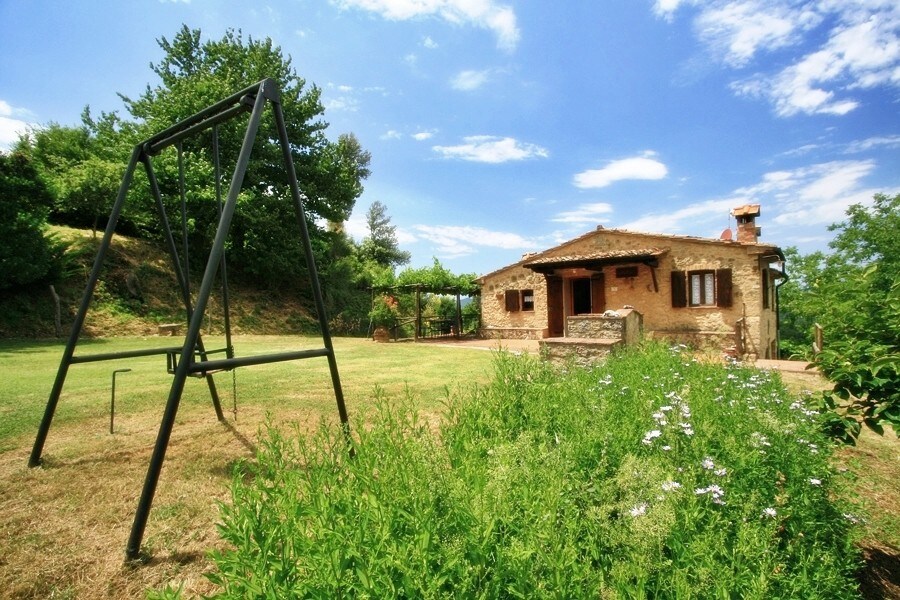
<box><xmin>858</xmin><ymin>542</ymin><xmax>900</xmax><ymax>599</ymax></box>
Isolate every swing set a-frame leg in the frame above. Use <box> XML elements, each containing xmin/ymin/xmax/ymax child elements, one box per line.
<box><xmin>126</xmin><ymin>86</ymin><xmax>270</xmax><ymax>560</ymax></box>
<box><xmin>28</xmin><ymin>147</ymin><xmax>142</xmax><ymax>468</ymax></box>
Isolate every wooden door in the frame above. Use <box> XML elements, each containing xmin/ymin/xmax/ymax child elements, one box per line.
<box><xmin>547</xmin><ymin>275</ymin><xmax>564</xmax><ymax>337</ymax></box>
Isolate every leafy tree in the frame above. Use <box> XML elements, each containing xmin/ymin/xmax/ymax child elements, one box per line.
<box><xmin>0</xmin><ymin>151</ymin><xmax>62</xmax><ymax>289</ymax></box>
<box><xmin>120</xmin><ymin>25</ymin><xmax>371</xmax><ymax>285</ymax></box>
<box><xmin>358</xmin><ymin>200</ymin><xmax>411</xmax><ymax>268</ymax></box>
<box><xmin>21</xmin><ymin>113</ymin><xmax>127</xmax><ymax>238</ymax></box>
<box><xmin>777</xmin><ymin>247</ymin><xmax>827</xmax><ymax>358</ymax></box>
<box><xmin>788</xmin><ymin>193</ymin><xmax>900</xmax><ymax>441</ymax></box>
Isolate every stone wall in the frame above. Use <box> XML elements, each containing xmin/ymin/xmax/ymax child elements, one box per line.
<box><xmin>540</xmin><ymin>338</ymin><xmax>621</xmax><ymax>368</ymax></box>
<box><xmin>564</xmin><ymin>308</ymin><xmax>642</xmax><ymax>344</ymax></box>
<box><xmin>479</xmin><ymin>263</ymin><xmax>548</xmax><ymax>340</ymax></box>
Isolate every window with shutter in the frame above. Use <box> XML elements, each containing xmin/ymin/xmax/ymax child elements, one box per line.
<box><xmin>505</xmin><ymin>289</ymin><xmax>520</xmax><ymax>312</ymax></box>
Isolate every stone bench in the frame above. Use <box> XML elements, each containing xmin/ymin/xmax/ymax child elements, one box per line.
<box><xmin>157</xmin><ymin>323</ymin><xmax>182</xmax><ymax>336</ymax></box>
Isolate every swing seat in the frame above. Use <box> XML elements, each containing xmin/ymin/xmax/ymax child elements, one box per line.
<box><xmin>166</xmin><ymin>347</ymin><xmax>234</xmax><ymax>375</ymax></box>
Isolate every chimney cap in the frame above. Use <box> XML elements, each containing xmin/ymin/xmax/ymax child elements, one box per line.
<box><xmin>731</xmin><ymin>204</ymin><xmax>761</xmax><ymax>218</ymax></box>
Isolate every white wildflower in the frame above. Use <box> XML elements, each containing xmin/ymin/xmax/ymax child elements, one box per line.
<box><xmin>809</xmin><ymin>478</ymin><xmax>822</xmax><ymax>486</ymax></box>
<box><xmin>642</xmin><ymin>429</ymin><xmax>662</xmax><ymax>445</ymax></box>
<box><xmin>714</xmin><ymin>468</ymin><xmax>727</xmax><ymax>477</ymax></box>
<box><xmin>762</xmin><ymin>507</ymin><xmax>777</xmax><ymax>518</ymax></box>
<box><xmin>630</xmin><ymin>503</ymin><xmax>648</xmax><ymax>517</ymax></box>
<box><xmin>662</xmin><ymin>481</ymin><xmax>681</xmax><ymax>492</ymax></box>
<box><xmin>701</xmin><ymin>457</ymin><xmax>715</xmax><ymax>470</ymax></box>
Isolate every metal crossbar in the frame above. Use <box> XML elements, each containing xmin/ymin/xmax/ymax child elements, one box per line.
<box><xmin>28</xmin><ymin>78</ymin><xmax>351</xmax><ymax>561</ymax></box>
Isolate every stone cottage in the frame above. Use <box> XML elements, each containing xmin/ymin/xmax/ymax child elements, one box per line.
<box><xmin>476</xmin><ymin>205</ymin><xmax>786</xmax><ymax>359</ymax></box>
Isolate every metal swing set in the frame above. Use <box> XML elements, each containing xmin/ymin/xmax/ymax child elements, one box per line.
<box><xmin>27</xmin><ymin>79</ymin><xmax>351</xmax><ymax>561</ymax></box>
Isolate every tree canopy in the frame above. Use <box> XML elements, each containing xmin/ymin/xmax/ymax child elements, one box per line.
<box><xmin>116</xmin><ymin>25</ymin><xmax>372</xmax><ymax>284</ymax></box>
<box><xmin>780</xmin><ymin>193</ymin><xmax>900</xmax><ymax>441</ymax></box>
<box><xmin>0</xmin><ymin>151</ymin><xmax>61</xmax><ymax>289</ymax></box>
<box><xmin>358</xmin><ymin>200</ymin><xmax>411</xmax><ymax>269</ymax></box>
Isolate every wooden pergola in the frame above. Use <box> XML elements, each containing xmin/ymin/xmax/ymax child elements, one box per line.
<box><xmin>369</xmin><ymin>283</ymin><xmax>479</xmax><ymax>341</ymax></box>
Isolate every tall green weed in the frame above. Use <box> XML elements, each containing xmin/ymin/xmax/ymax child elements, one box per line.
<box><xmin>206</xmin><ymin>342</ymin><xmax>860</xmax><ymax>598</ymax></box>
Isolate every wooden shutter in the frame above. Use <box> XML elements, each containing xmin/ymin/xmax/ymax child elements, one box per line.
<box><xmin>716</xmin><ymin>268</ymin><xmax>733</xmax><ymax>308</ymax></box>
<box><xmin>671</xmin><ymin>271</ymin><xmax>687</xmax><ymax>308</ymax></box>
<box><xmin>590</xmin><ymin>273</ymin><xmax>605</xmax><ymax>314</ymax></box>
<box><xmin>761</xmin><ymin>269</ymin><xmax>770</xmax><ymax>309</ymax></box>
<box><xmin>505</xmin><ymin>289</ymin><xmax>520</xmax><ymax>311</ymax></box>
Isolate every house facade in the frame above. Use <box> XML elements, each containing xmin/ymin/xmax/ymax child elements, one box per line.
<box><xmin>477</xmin><ymin>205</ymin><xmax>786</xmax><ymax>359</ymax></box>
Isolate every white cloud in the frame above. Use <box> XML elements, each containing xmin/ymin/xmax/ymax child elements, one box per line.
<box><xmin>619</xmin><ymin>198</ymin><xmax>737</xmax><ymax>234</ymax></box>
<box><xmin>621</xmin><ymin>159</ymin><xmax>883</xmax><ymax>241</ymax></box>
<box><xmin>412</xmin><ymin>224</ymin><xmax>539</xmax><ymax>258</ymax></box>
<box><xmin>0</xmin><ymin>100</ymin><xmax>36</xmax><ymax>151</ymax></box>
<box><xmin>343</xmin><ymin>214</ymin><xmax>369</xmax><ymax>240</ymax></box>
<box><xmin>658</xmin><ymin>1</ymin><xmax>900</xmax><ymax>116</ymax></box>
<box><xmin>654</xmin><ymin>0</ymin><xmax>689</xmax><ymax>21</ymax></box>
<box><xmin>332</xmin><ymin>0</ymin><xmax>520</xmax><ymax>51</ymax></box>
<box><xmin>735</xmin><ymin>160</ymin><xmax>880</xmax><ymax>226</ymax></box>
<box><xmin>423</xmin><ymin>36</ymin><xmax>438</xmax><ymax>49</ymax></box>
<box><xmin>432</xmin><ymin>135</ymin><xmax>549</xmax><ymax>163</ymax></box>
<box><xmin>381</xmin><ymin>129</ymin><xmax>403</xmax><ymax>140</ymax></box>
<box><xmin>844</xmin><ymin>134</ymin><xmax>900</xmax><ymax>154</ymax></box>
<box><xmin>573</xmin><ymin>152</ymin><xmax>668</xmax><ymax>189</ymax></box>
<box><xmin>451</xmin><ymin>69</ymin><xmax>491</xmax><ymax>91</ymax></box>
<box><xmin>412</xmin><ymin>130</ymin><xmax>435</xmax><ymax>141</ymax></box>
<box><xmin>551</xmin><ymin>202</ymin><xmax>614</xmax><ymax>225</ymax></box>
<box><xmin>695</xmin><ymin>1</ymin><xmax>819</xmax><ymax>67</ymax></box>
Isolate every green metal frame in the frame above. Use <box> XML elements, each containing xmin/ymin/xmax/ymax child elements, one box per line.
<box><xmin>28</xmin><ymin>79</ymin><xmax>351</xmax><ymax>561</ymax></box>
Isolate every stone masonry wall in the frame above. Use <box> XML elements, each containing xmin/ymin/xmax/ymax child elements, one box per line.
<box><xmin>479</xmin><ymin>263</ymin><xmax>547</xmax><ymax>339</ymax></box>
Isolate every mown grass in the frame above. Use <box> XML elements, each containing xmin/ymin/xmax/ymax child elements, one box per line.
<box><xmin>0</xmin><ymin>335</ymin><xmax>496</xmax><ymax>599</ymax></box>
<box><xmin>206</xmin><ymin>343</ymin><xmax>862</xmax><ymax>598</ymax></box>
<box><xmin>0</xmin><ymin>335</ymin><xmax>493</xmax><ymax>452</ymax></box>
<box><xmin>0</xmin><ymin>337</ymin><xmax>893</xmax><ymax>598</ymax></box>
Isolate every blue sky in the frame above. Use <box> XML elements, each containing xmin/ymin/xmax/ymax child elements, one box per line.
<box><xmin>1</xmin><ymin>0</ymin><xmax>898</xmax><ymax>276</ymax></box>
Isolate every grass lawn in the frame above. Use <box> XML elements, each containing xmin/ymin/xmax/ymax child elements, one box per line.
<box><xmin>0</xmin><ymin>336</ymin><xmax>896</xmax><ymax>598</ymax></box>
<box><xmin>0</xmin><ymin>335</ymin><xmax>496</xmax><ymax>599</ymax></box>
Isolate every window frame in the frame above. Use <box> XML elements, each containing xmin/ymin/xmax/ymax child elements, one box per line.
<box><xmin>689</xmin><ymin>269</ymin><xmax>716</xmax><ymax>307</ymax></box>
<box><xmin>520</xmin><ymin>289</ymin><xmax>535</xmax><ymax>311</ymax></box>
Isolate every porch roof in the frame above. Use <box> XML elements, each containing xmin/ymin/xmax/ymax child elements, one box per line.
<box><xmin>523</xmin><ymin>248</ymin><xmax>667</xmax><ymax>274</ymax></box>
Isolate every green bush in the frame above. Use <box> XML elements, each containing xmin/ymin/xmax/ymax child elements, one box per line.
<box><xmin>206</xmin><ymin>344</ymin><xmax>860</xmax><ymax>598</ymax></box>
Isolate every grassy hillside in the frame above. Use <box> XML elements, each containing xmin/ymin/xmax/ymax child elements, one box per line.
<box><xmin>0</xmin><ymin>226</ymin><xmax>320</xmax><ymax>338</ymax></box>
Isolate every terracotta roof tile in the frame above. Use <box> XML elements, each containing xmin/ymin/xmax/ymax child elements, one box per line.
<box><xmin>524</xmin><ymin>248</ymin><xmax>666</xmax><ymax>266</ymax></box>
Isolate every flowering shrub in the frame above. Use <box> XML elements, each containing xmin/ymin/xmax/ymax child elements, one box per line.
<box><xmin>207</xmin><ymin>342</ymin><xmax>860</xmax><ymax>598</ymax></box>
<box><xmin>368</xmin><ymin>294</ymin><xmax>399</xmax><ymax>328</ymax></box>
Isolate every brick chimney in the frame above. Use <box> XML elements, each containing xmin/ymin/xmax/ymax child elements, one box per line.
<box><xmin>731</xmin><ymin>204</ymin><xmax>761</xmax><ymax>244</ymax></box>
